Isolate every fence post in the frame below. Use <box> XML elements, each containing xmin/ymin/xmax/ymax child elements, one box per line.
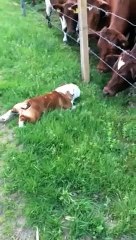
<box><xmin>20</xmin><ymin>0</ymin><xmax>26</xmax><ymax>16</ymax></box>
<box><xmin>78</xmin><ymin>0</ymin><xmax>90</xmax><ymax>83</ymax></box>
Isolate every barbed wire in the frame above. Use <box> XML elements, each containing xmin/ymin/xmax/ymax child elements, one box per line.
<box><xmin>46</xmin><ymin>15</ymin><xmax>136</xmax><ymax>89</ymax></box>
<box><xmin>87</xmin><ymin>3</ymin><xmax>136</xmax><ymax>27</ymax></box>
<box><xmin>54</xmin><ymin>9</ymin><xmax>78</xmax><ymax>24</ymax></box>
<box><xmin>89</xmin><ymin>28</ymin><xmax>136</xmax><ymax>61</ymax></box>
<box><xmin>51</xmin><ymin>21</ymin><xmax>79</xmax><ymax>42</ymax></box>
<box><xmin>21</xmin><ymin>2</ymin><xmax>136</xmax><ymax>89</ymax></box>
<box><xmin>53</xmin><ymin>8</ymin><xmax>136</xmax><ymax>61</ymax></box>
<box><xmin>89</xmin><ymin>49</ymin><xmax>136</xmax><ymax>89</ymax></box>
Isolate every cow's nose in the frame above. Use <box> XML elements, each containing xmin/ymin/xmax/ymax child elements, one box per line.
<box><xmin>67</xmin><ymin>29</ymin><xmax>75</xmax><ymax>35</ymax></box>
<box><xmin>97</xmin><ymin>63</ymin><xmax>110</xmax><ymax>73</ymax></box>
<box><xmin>97</xmin><ymin>66</ymin><xmax>109</xmax><ymax>73</ymax></box>
<box><xmin>103</xmin><ymin>87</ymin><xmax>115</xmax><ymax>96</ymax></box>
<box><xmin>103</xmin><ymin>87</ymin><xmax>110</xmax><ymax>96</ymax></box>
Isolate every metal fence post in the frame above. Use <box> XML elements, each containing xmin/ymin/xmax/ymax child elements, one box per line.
<box><xmin>20</xmin><ymin>0</ymin><xmax>26</xmax><ymax>16</ymax></box>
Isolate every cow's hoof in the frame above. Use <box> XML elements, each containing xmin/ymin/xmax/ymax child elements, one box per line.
<box><xmin>77</xmin><ymin>38</ymin><xmax>80</xmax><ymax>44</ymax></box>
<box><xmin>48</xmin><ymin>22</ymin><xmax>52</xmax><ymax>28</ymax></box>
<box><xmin>63</xmin><ymin>37</ymin><xmax>68</xmax><ymax>43</ymax></box>
<box><xmin>63</xmin><ymin>40</ymin><xmax>68</xmax><ymax>44</ymax></box>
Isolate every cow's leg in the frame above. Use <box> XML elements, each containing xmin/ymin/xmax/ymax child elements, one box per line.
<box><xmin>59</xmin><ymin>16</ymin><xmax>68</xmax><ymax>42</ymax></box>
<box><xmin>63</xmin><ymin>31</ymin><xmax>68</xmax><ymax>43</ymax></box>
<box><xmin>20</xmin><ymin>0</ymin><xmax>26</xmax><ymax>16</ymax></box>
<box><xmin>0</xmin><ymin>110</ymin><xmax>16</xmax><ymax>123</ymax></box>
<box><xmin>45</xmin><ymin>0</ymin><xmax>52</xmax><ymax>28</ymax></box>
<box><xmin>76</xmin><ymin>23</ymin><xmax>80</xmax><ymax>43</ymax></box>
<box><xmin>31</xmin><ymin>0</ymin><xmax>36</xmax><ymax>6</ymax></box>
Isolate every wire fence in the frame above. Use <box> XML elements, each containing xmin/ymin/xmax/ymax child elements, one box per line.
<box><xmin>87</xmin><ymin>3</ymin><xmax>136</xmax><ymax>28</ymax></box>
<box><xmin>21</xmin><ymin>0</ymin><xmax>136</xmax><ymax>90</ymax></box>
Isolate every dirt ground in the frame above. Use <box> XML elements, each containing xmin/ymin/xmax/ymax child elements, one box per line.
<box><xmin>0</xmin><ymin>124</ymin><xmax>36</xmax><ymax>240</ymax></box>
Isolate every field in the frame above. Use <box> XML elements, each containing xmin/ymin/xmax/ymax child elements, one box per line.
<box><xmin>0</xmin><ymin>0</ymin><xmax>136</xmax><ymax>239</ymax></box>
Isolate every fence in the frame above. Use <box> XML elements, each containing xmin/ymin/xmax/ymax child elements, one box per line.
<box><xmin>20</xmin><ymin>0</ymin><xmax>136</xmax><ymax>90</ymax></box>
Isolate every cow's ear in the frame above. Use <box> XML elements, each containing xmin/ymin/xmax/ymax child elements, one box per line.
<box><xmin>88</xmin><ymin>29</ymin><xmax>100</xmax><ymax>39</ymax></box>
<box><xmin>98</xmin><ymin>0</ymin><xmax>110</xmax><ymax>13</ymax></box>
<box><xmin>117</xmin><ymin>33</ymin><xmax>128</xmax><ymax>48</ymax></box>
<box><xmin>69</xmin><ymin>4</ymin><xmax>79</xmax><ymax>14</ymax></box>
<box><xmin>53</xmin><ymin>4</ymin><xmax>63</xmax><ymax>13</ymax></box>
<box><xmin>105</xmin><ymin>54</ymin><xmax>119</xmax><ymax>68</ymax></box>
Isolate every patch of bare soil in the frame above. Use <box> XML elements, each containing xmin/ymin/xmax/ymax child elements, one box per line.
<box><xmin>0</xmin><ymin>123</ymin><xmax>35</xmax><ymax>240</ymax></box>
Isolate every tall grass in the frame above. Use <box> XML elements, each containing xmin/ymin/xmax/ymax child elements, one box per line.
<box><xmin>0</xmin><ymin>0</ymin><xmax>136</xmax><ymax>239</ymax></box>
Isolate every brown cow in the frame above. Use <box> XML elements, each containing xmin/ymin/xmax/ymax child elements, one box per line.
<box><xmin>45</xmin><ymin>0</ymin><xmax>67</xmax><ymax>28</ymax></box>
<box><xmin>70</xmin><ymin>0</ymin><xmax>110</xmax><ymax>37</ymax></box>
<box><xmin>103</xmin><ymin>44</ymin><xmax>136</xmax><ymax>96</ymax></box>
<box><xmin>87</xmin><ymin>0</ymin><xmax>110</xmax><ymax>34</ymax></box>
<box><xmin>52</xmin><ymin>0</ymin><xmax>78</xmax><ymax>35</ymax></box>
<box><xmin>32</xmin><ymin>0</ymin><xmax>36</xmax><ymax>5</ymax></box>
<box><xmin>96</xmin><ymin>0</ymin><xmax>136</xmax><ymax>72</ymax></box>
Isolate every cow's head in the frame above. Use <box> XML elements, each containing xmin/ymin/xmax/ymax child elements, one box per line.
<box><xmin>53</xmin><ymin>2</ymin><xmax>78</xmax><ymax>34</ymax></box>
<box><xmin>88</xmin><ymin>0</ymin><xmax>110</xmax><ymax>34</ymax></box>
<box><xmin>70</xmin><ymin>0</ymin><xmax>110</xmax><ymax>35</ymax></box>
<box><xmin>103</xmin><ymin>52</ymin><xmax>136</xmax><ymax>96</ymax></box>
<box><xmin>96</xmin><ymin>27</ymin><xmax>128</xmax><ymax>72</ymax></box>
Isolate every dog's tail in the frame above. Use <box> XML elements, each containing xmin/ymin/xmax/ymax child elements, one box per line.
<box><xmin>0</xmin><ymin>109</ymin><xmax>17</xmax><ymax>123</ymax></box>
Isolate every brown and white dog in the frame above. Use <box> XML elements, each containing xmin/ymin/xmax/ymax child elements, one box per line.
<box><xmin>0</xmin><ymin>83</ymin><xmax>80</xmax><ymax>127</ymax></box>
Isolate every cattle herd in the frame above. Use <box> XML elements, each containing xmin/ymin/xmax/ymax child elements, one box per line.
<box><xmin>33</xmin><ymin>0</ymin><xmax>136</xmax><ymax>96</ymax></box>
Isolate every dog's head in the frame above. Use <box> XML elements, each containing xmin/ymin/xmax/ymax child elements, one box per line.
<box><xmin>55</xmin><ymin>83</ymin><xmax>80</xmax><ymax>101</ymax></box>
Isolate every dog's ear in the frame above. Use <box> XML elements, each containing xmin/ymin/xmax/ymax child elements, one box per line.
<box><xmin>66</xmin><ymin>91</ymin><xmax>74</xmax><ymax>100</ymax></box>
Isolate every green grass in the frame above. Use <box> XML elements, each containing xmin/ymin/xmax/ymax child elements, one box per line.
<box><xmin>0</xmin><ymin>0</ymin><xmax>136</xmax><ymax>239</ymax></box>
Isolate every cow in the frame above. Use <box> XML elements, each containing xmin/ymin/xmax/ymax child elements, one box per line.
<box><xmin>69</xmin><ymin>0</ymin><xmax>110</xmax><ymax>41</ymax></box>
<box><xmin>52</xmin><ymin>0</ymin><xmax>78</xmax><ymax>42</ymax></box>
<box><xmin>94</xmin><ymin>0</ymin><xmax>136</xmax><ymax>72</ymax></box>
<box><xmin>45</xmin><ymin>0</ymin><xmax>67</xmax><ymax>28</ymax></box>
<box><xmin>103</xmin><ymin>44</ymin><xmax>136</xmax><ymax>96</ymax></box>
<box><xmin>45</xmin><ymin>0</ymin><xmax>77</xmax><ymax>42</ymax></box>
<box><xmin>46</xmin><ymin>0</ymin><xmax>110</xmax><ymax>43</ymax></box>
<box><xmin>32</xmin><ymin>0</ymin><xmax>36</xmax><ymax>5</ymax></box>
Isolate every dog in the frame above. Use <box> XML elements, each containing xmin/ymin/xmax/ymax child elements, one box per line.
<box><xmin>0</xmin><ymin>83</ymin><xmax>80</xmax><ymax>127</ymax></box>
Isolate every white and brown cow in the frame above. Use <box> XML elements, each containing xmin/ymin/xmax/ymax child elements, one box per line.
<box><xmin>103</xmin><ymin>43</ymin><xmax>136</xmax><ymax>96</ymax></box>
<box><xmin>45</xmin><ymin>0</ymin><xmax>77</xmax><ymax>42</ymax></box>
<box><xmin>95</xmin><ymin>0</ymin><xmax>136</xmax><ymax>72</ymax></box>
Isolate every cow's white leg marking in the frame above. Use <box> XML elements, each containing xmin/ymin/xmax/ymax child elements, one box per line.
<box><xmin>59</xmin><ymin>16</ymin><xmax>68</xmax><ymax>42</ymax></box>
<box><xmin>60</xmin><ymin>16</ymin><xmax>67</xmax><ymax>31</ymax></box>
<box><xmin>45</xmin><ymin>0</ymin><xmax>52</xmax><ymax>16</ymax></box>
<box><xmin>63</xmin><ymin>32</ymin><xmax>67</xmax><ymax>42</ymax></box>
<box><xmin>0</xmin><ymin>110</ymin><xmax>15</xmax><ymax>122</ymax></box>
<box><xmin>76</xmin><ymin>23</ymin><xmax>80</xmax><ymax>43</ymax></box>
<box><xmin>117</xmin><ymin>57</ymin><xmax>125</xmax><ymax>70</ymax></box>
<box><xmin>76</xmin><ymin>23</ymin><xmax>79</xmax><ymax>32</ymax></box>
<box><xmin>77</xmin><ymin>36</ymin><xmax>80</xmax><ymax>43</ymax></box>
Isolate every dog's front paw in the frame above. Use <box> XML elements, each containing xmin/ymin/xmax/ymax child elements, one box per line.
<box><xmin>71</xmin><ymin>105</ymin><xmax>76</xmax><ymax>110</ymax></box>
